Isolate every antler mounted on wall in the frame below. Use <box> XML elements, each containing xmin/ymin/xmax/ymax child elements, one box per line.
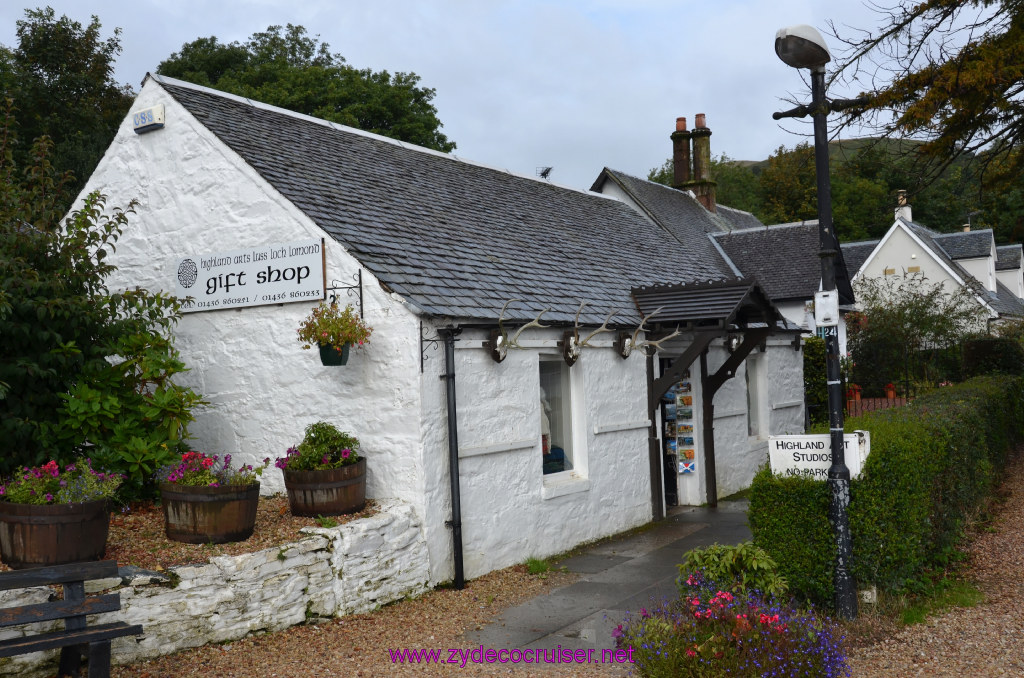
<box><xmin>615</xmin><ymin>307</ymin><xmax>683</xmax><ymax>358</ymax></box>
<box><xmin>488</xmin><ymin>300</ymin><xmax>619</xmax><ymax>365</ymax></box>
<box><xmin>562</xmin><ymin>303</ymin><xmax>618</xmax><ymax>366</ymax></box>
<box><xmin>486</xmin><ymin>300</ymin><xmax>550</xmax><ymax>363</ymax></box>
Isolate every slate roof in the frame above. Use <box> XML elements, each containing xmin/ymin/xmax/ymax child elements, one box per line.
<box><xmin>841</xmin><ymin>239</ymin><xmax>880</xmax><ymax>276</ymax></box>
<box><xmin>716</xmin><ymin>205</ymin><xmax>765</xmax><ymax>232</ymax></box>
<box><xmin>990</xmin><ymin>281</ymin><xmax>1024</xmax><ymax>317</ymax></box>
<box><xmin>589</xmin><ymin>169</ymin><xmax>738</xmax><ymax>274</ymax></box>
<box><xmin>710</xmin><ymin>221</ymin><xmax>856</xmax><ymax>305</ymax></box>
<box><xmin>932</xmin><ymin>229</ymin><xmax>994</xmax><ymax>259</ymax></box>
<box><xmin>997</xmin><ymin>245</ymin><xmax>1022</xmax><ymax>271</ymax></box>
<box><xmin>154</xmin><ymin>76</ymin><xmax>737</xmax><ymax>325</ymax></box>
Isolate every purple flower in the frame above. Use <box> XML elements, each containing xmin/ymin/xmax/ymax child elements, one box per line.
<box><xmin>44</xmin><ymin>493</ymin><xmax>53</xmax><ymax>502</ymax></box>
<box><xmin>341</xmin><ymin>449</ymin><xmax>351</xmax><ymax>459</ymax></box>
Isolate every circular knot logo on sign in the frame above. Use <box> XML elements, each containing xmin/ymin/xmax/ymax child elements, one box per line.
<box><xmin>177</xmin><ymin>259</ymin><xmax>198</xmax><ymax>289</ymax></box>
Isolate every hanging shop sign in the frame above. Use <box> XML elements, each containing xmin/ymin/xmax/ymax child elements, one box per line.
<box><xmin>768</xmin><ymin>431</ymin><xmax>870</xmax><ymax>480</ymax></box>
<box><xmin>174</xmin><ymin>238</ymin><xmax>325</xmax><ymax>312</ymax></box>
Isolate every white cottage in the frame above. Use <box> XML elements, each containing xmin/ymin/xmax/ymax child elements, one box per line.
<box><xmin>80</xmin><ymin>75</ymin><xmax>805</xmax><ymax>585</ymax></box>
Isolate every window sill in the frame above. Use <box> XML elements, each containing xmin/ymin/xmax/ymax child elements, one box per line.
<box><xmin>541</xmin><ymin>473</ymin><xmax>590</xmax><ymax>500</ymax></box>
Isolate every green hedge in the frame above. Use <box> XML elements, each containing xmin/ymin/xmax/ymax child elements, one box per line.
<box><xmin>749</xmin><ymin>375</ymin><xmax>1024</xmax><ymax>607</ymax></box>
<box><xmin>962</xmin><ymin>337</ymin><xmax>1024</xmax><ymax>378</ymax></box>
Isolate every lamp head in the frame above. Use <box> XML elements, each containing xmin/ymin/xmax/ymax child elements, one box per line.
<box><xmin>775</xmin><ymin>24</ymin><xmax>831</xmax><ymax>72</ymax></box>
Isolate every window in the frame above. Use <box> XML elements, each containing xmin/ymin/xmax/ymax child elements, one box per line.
<box><xmin>746</xmin><ymin>356</ymin><xmax>766</xmax><ymax>439</ymax></box>
<box><xmin>540</xmin><ymin>358</ymin><xmax>574</xmax><ymax>475</ymax></box>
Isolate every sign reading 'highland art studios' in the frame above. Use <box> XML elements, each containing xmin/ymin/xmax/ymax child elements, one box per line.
<box><xmin>768</xmin><ymin>431</ymin><xmax>870</xmax><ymax>480</ymax></box>
<box><xmin>175</xmin><ymin>239</ymin><xmax>325</xmax><ymax>312</ymax></box>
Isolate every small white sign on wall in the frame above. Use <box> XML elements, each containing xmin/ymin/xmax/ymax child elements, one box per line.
<box><xmin>175</xmin><ymin>238</ymin><xmax>325</xmax><ymax>312</ymax></box>
<box><xmin>768</xmin><ymin>431</ymin><xmax>870</xmax><ymax>480</ymax></box>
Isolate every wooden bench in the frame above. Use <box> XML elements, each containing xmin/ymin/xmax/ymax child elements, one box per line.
<box><xmin>0</xmin><ymin>560</ymin><xmax>143</xmax><ymax>677</ymax></box>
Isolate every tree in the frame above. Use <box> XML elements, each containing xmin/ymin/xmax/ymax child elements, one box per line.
<box><xmin>847</xmin><ymin>272</ymin><xmax>986</xmax><ymax>394</ymax></box>
<box><xmin>0</xmin><ymin>7</ymin><xmax>133</xmax><ymax>211</ymax></box>
<box><xmin>830</xmin><ymin>1</ymin><xmax>1024</xmax><ymax>188</ymax></box>
<box><xmin>158</xmin><ymin>24</ymin><xmax>456</xmax><ymax>153</ymax></box>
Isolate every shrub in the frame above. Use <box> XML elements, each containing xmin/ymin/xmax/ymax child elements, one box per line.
<box><xmin>155</xmin><ymin>451</ymin><xmax>268</xmax><ymax>487</ymax></box>
<box><xmin>749</xmin><ymin>375</ymin><xmax>1024</xmax><ymax>607</ymax></box>
<box><xmin>962</xmin><ymin>336</ymin><xmax>1024</xmax><ymax>378</ymax></box>
<box><xmin>0</xmin><ymin>458</ymin><xmax>121</xmax><ymax>504</ymax></box>
<box><xmin>616</xmin><ymin>573</ymin><xmax>849</xmax><ymax>678</ymax></box>
<box><xmin>0</xmin><ymin>114</ymin><xmax>204</xmax><ymax>492</ymax></box>
<box><xmin>676</xmin><ymin>542</ymin><xmax>788</xmax><ymax>600</ymax></box>
<box><xmin>276</xmin><ymin>421</ymin><xmax>361</xmax><ymax>472</ymax></box>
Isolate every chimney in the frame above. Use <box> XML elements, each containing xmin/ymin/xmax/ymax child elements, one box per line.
<box><xmin>687</xmin><ymin>113</ymin><xmax>717</xmax><ymax>212</ymax></box>
<box><xmin>670</xmin><ymin>117</ymin><xmax>691</xmax><ymax>188</ymax></box>
<box><xmin>894</xmin><ymin>189</ymin><xmax>912</xmax><ymax>222</ymax></box>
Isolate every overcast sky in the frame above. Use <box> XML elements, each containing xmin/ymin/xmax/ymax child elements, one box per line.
<box><xmin>1</xmin><ymin>1</ymin><xmax>884</xmax><ymax>191</ymax></box>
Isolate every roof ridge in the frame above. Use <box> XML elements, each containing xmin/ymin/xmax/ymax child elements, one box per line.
<box><xmin>148</xmin><ymin>72</ymin><xmax>620</xmax><ymax>202</ymax></box>
<box><xmin>933</xmin><ymin>228</ymin><xmax>993</xmax><ymax>238</ymax></box>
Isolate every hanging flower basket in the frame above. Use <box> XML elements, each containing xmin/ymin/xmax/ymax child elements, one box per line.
<box><xmin>318</xmin><ymin>343</ymin><xmax>350</xmax><ymax>366</ymax></box>
<box><xmin>297</xmin><ymin>302</ymin><xmax>371</xmax><ymax>366</ymax></box>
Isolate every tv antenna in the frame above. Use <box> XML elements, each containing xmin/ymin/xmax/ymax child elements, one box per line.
<box><xmin>536</xmin><ymin>166</ymin><xmax>552</xmax><ymax>180</ymax></box>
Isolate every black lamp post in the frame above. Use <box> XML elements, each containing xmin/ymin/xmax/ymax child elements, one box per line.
<box><xmin>774</xmin><ymin>23</ymin><xmax>862</xmax><ymax>620</ymax></box>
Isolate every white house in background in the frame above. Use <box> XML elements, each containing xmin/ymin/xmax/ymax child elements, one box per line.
<box><xmin>842</xmin><ymin>196</ymin><xmax>1024</xmax><ymax>327</ymax></box>
<box><xmin>77</xmin><ymin>76</ymin><xmax>805</xmax><ymax>584</ymax></box>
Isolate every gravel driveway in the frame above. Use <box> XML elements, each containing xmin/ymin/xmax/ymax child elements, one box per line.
<box><xmin>848</xmin><ymin>449</ymin><xmax>1024</xmax><ymax>677</ymax></box>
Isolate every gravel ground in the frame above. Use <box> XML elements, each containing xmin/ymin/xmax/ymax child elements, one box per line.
<box><xmin>105</xmin><ymin>450</ymin><xmax>1024</xmax><ymax>677</ymax></box>
<box><xmin>847</xmin><ymin>449</ymin><xmax>1024</xmax><ymax>677</ymax></box>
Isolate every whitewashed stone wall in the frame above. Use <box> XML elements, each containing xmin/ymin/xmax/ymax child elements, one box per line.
<box><xmin>0</xmin><ymin>501</ymin><xmax>428</xmax><ymax>677</ymax></box>
<box><xmin>419</xmin><ymin>327</ymin><xmax>653</xmax><ymax>583</ymax></box>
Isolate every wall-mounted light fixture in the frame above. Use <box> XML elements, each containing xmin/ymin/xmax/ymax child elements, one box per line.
<box><xmin>726</xmin><ymin>334</ymin><xmax>742</xmax><ymax>353</ymax></box>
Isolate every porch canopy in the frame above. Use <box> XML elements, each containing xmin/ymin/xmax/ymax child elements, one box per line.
<box><xmin>632</xmin><ymin>279</ymin><xmax>784</xmax><ymax>404</ymax></box>
<box><xmin>633</xmin><ymin>278</ymin><xmax>788</xmax><ymax>510</ymax></box>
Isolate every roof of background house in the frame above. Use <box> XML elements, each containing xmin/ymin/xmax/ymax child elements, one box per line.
<box><xmin>997</xmin><ymin>244</ymin><xmax>1023</xmax><ymax>271</ymax></box>
<box><xmin>991</xmin><ymin>281</ymin><xmax>1024</xmax><ymax>316</ymax></box>
<box><xmin>710</xmin><ymin>221</ymin><xmax>856</xmax><ymax>305</ymax></box>
<box><xmin>841</xmin><ymin>239</ymin><xmax>880</xmax><ymax>276</ymax></box>
<box><xmin>932</xmin><ymin>229</ymin><xmax>994</xmax><ymax>259</ymax></box>
<box><xmin>589</xmin><ymin>169</ymin><xmax>738</xmax><ymax>271</ymax></box>
<box><xmin>153</xmin><ymin>75</ymin><xmax>738</xmax><ymax>325</ymax></box>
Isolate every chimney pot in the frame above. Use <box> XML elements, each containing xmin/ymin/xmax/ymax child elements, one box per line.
<box><xmin>963</xmin><ymin>225</ymin><xmax>971</xmax><ymax>232</ymax></box>
<box><xmin>695</xmin><ymin>113</ymin><xmax>707</xmax><ymax>129</ymax></box>
<box><xmin>897</xmin><ymin>189</ymin><xmax>907</xmax><ymax>207</ymax></box>
<box><xmin>675</xmin><ymin>117</ymin><xmax>687</xmax><ymax>132</ymax></box>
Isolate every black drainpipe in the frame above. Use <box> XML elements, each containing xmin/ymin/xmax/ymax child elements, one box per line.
<box><xmin>438</xmin><ymin>328</ymin><xmax>465</xmax><ymax>589</ymax></box>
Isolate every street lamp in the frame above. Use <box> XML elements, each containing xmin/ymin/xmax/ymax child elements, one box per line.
<box><xmin>774</xmin><ymin>23</ymin><xmax>862</xmax><ymax>620</ymax></box>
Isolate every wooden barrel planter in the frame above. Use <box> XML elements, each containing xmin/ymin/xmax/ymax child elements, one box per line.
<box><xmin>159</xmin><ymin>483</ymin><xmax>260</xmax><ymax>544</ymax></box>
<box><xmin>0</xmin><ymin>500</ymin><xmax>109</xmax><ymax>569</ymax></box>
<box><xmin>283</xmin><ymin>458</ymin><xmax>366</xmax><ymax>516</ymax></box>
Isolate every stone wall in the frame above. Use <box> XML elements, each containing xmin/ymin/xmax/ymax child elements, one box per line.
<box><xmin>0</xmin><ymin>500</ymin><xmax>429</xmax><ymax>677</ymax></box>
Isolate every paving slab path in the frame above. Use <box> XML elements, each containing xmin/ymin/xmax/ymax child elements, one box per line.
<box><xmin>464</xmin><ymin>499</ymin><xmax>751</xmax><ymax>654</ymax></box>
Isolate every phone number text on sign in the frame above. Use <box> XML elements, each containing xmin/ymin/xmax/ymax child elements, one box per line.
<box><xmin>175</xmin><ymin>239</ymin><xmax>325</xmax><ymax>312</ymax></box>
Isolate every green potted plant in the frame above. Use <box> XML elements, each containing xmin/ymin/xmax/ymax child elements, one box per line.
<box><xmin>155</xmin><ymin>452</ymin><xmax>268</xmax><ymax>544</ymax></box>
<box><xmin>0</xmin><ymin>459</ymin><xmax>122</xmax><ymax>569</ymax></box>
<box><xmin>296</xmin><ymin>302</ymin><xmax>372</xmax><ymax>366</ymax></box>
<box><xmin>275</xmin><ymin>422</ymin><xmax>366</xmax><ymax>516</ymax></box>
